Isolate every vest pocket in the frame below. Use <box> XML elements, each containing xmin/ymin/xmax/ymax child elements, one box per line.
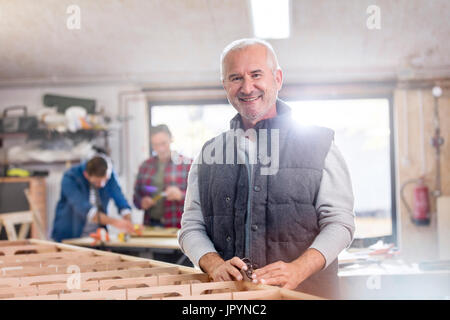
<box><xmin>267</xmin><ymin>203</ymin><xmax>317</xmax><ymax>242</ymax></box>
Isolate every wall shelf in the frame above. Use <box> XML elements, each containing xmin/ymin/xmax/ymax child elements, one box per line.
<box><xmin>0</xmin><ymin>129</ymin><xmax>110</xmax><ymax>167</ymax></box>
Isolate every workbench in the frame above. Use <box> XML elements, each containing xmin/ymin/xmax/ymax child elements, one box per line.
<box><xmin>338</xmin><ymin>259</ymin><xmax>450</xmax><ymax>299</ymax></box>
<box><xmin>62</xmin><ymin>235</ymin><xmax>188</xmax><ymax>265</ymax></box>
<box><xmin>0</xmin><ymin>239</ymin><xmax>322</xmax><ymax>300</ymax></box>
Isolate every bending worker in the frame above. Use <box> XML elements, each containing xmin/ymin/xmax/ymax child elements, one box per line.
<box><xmin>178</xmin><ymin>39</ymin><xmax>355</xmax><ymax>299</ymax></box>
<box><xmin>52</xmin><ymin>155</ymin><xmax>136</xmax><ymax>242</ymax></box>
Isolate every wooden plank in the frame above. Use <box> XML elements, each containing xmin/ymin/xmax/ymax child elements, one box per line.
<box><xmin>164</xmin><ymin>292</ymin><xmax>233</xmax><ymax>300</ymax></box>
<box><xmin>232</xmin><ymin>289</ymin><xmax>282</xmax><ymax>300</ymax></box>
<box><xmin>8</xmin><ymin>239</ymin><xmax>318</xmax><ymax>300</ymax></box>
<box><xmin>0</xmin><ymin>251</ymin><xmax>97</xmax><ymax>264</ymax></box>
<box><xmin>158</xmin><ymin>273</ymin><xmax>210</xmax><ymax>286</ymax></box>
<box><xmin>99</xmin><ymin>276</ymin><xmax>158</xmax><ymax>290</ymax></box>
<box><xmin>79</xmin><ymin>267</ymin><xmax>179</xmax><ymax>282</ymax></box>
<box><xmin>0</xmin><ymin>286</ymin><xmax>38</xmax><ymax>299</ymax></box>
<box><xmin>127</xmin><ymin>284</ymin><xmax>191</xmax><ymax>300</ymax></box>
<box><xmin>17</xmin><ymin>273</ymin><xmax>94</xmax><ymax>287</ymax></box>
<box><xmin>19</xmin><ymin>273</ymin><xmax>99</xmax><ymax>287</ymax></box>
<box><xmin>235</xmin><ymin>281</ymin><xmax>323</xmax><ymax>300</ymax></box>
<box><xmin>1</xmin><ymin>265</ymin><xmax>57</xmax><ymax>277</ymax></box>
<box><xmin>0</xmin><ymin>240</ymin><xmax>30</xmax><ymax>247</ymax></box>
<box><xmin>279</xmin><ymin>287</ymin><xmax>324</xmax><ymax>300</ymax></box>
<box><xmin>63</xmin><ymin>236</ymin><xmax>180</xmax><ymax>250</ymax></box>
<box><xmin>30</xmin><ymin>238</ymin><xmax>199</xmax><ymax>275</ymax></box>
<box><xmin>1</xmin><ymin>260</ymin><xmax>151</xmax><ymax>277</ymax></box>
<box><xmin>0</xmin><ymin>255</ymin><xmax>120</xmax><ymax>268</ymax></box>
<box><xmin>17</xmin><ymin>222</ymin><xmax>31</xmax><ymax>240</ymax></box>
<box><xmin>19</xmin><ymin>267</ymin><xmax>179</xmax><ymax>287</ymax></box>
<box><xmin>59</xmin><ymin>289</ymin><xmax>126</xmax><ymax>300</ymax></box>
<box><xmin>191</xmin><ymin>281</ymin><xmax>245</xmax><ymax>295</ymax></box>
<box><xmin>4</xmin><ymin>294</ymin><xmax>59</xmax><ymax>300</ymax></box>
<box><xmin>0</xmin><ymin>212</ymin><xmax>33</xmax><ymax>224</ymax></box>
<box><xmin>3</xmin><ymin>221</ymin><xmax>18</xmax><ymax>241</ymax></box>
<box><xmin>0</xmin><ymin>277</ymin><xmax>21</xmax><ymax>288</ymax></box>
<box><xmin>37</xmin><ymin>281</ymin><xmax>99</xmax><ymax>295</ymax></box>
<box><xmin>24</xmin><ymin>187</ymin><xmax>47</xmax><ymax>240</ymax></box>
<box><xmin>0</xmin><ymin>244</ymin><xmax>58</xmax><ymax>256</ymax></box>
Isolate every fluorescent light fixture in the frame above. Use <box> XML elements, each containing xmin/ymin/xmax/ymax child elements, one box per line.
<box><xmin>250</xmin><ymin>0</ymin><xmax>290</xmax><ymax>39</ymax></box>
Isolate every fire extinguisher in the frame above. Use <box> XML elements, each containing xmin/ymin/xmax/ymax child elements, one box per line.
<box><xmin>400</xmin><ymin>177</ymin><xmax>430</xmax><ymax>225</ymax></box>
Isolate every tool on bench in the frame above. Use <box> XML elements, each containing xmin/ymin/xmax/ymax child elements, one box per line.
<box><xmin>118</xmin><ymin>224</ymin><xmax>143</xmax><ymax>242</ymax></box>
<box><xmin>152</xmin><ymin>192</ymin><xmax>167</xmax><ymax>202</ymax></box>
<box><xmin>89</xmin><ymin>228</ymin><xmax>109</xmax><ymax>246</ymax></box>
<box><xmin>241</xmin><ymin>257</ymin><xmax>258</xmax><ymax>281</ymax></box>
<box><xmin>143</xmin><ymin>185</ymin><xmax>167</xmax><ymax>203</ymax></box>
<box><xmin>117</xmin><ymin>232</ymin><xmax>128</xmax><ymax>242</ymax></box>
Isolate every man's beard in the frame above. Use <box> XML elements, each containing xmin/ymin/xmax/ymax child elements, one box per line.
<box><xmin>234</xmin><ymin>90</ymin><xmax>278</xmax><ymax>122</ymax></box>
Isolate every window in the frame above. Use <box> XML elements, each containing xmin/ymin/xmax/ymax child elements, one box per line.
<box><xmin>288</xmin><ymin>98</ymin><xmax>396</xmax><ymax>245</ymax></box>
<box><xmin>150</xmin><ymin>104</ymin><xmax>235</xmax><ymax>160</ymax></box>
<box><xmin>151</xmin><ymin>97</ymin><xmax>396</xmax><ymax>246</ymax></box>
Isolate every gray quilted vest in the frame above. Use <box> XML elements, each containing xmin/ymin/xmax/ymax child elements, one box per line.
<box><xmin>198</xmin><ymin>99</ymin><xmax>339</xmax><ymax>299</ymax></box>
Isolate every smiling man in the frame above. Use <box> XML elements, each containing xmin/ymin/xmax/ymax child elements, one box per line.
<box><xmin>178</xmin><ymin>38</ymin><xmax>355</xmax><ymax>299</ymax></box>
<box><xmin>221</xmin><ymin>42</ymin><xmax>281</xmax><ymax>129</ymax></box>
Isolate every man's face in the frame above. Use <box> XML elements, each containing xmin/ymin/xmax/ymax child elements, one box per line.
<box><xmin>84</xmin><ymin>172</ymin><xmax>108</xmax><ymax>188</ymax></box>
<box><xmin>151</xmin><ymin>132</ymin><xmax>172</xmax><ymax>160</ymax></box>
<box><xmin>222</xmin><ymin>44</ymin><xmax>283</xmax><ymax>126</ymax></box>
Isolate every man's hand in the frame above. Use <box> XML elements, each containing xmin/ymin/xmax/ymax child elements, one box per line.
<box><xmin>252</xmin><ymin>261</ymin><xmax>304</xmax><ymax>289</ymax></box>
<box><xmin>252</xmin><ymin>248</ymin><xmax>326</xmax><ymax>290</ymax></box>
<box><xmin>165</xmin><ymin>186</ymin><xmax>183</xmax><ymax>201</ymax></box>
<box><xmin>199</xmin><ymin>252</ymin><xmax>247</xmax><ymax>282</ymax></box>
<box><xmin>111</xmin><ymin>218</ymin><xmax>135</xmax><ymax>234</ymax></box>
<box><xmin>141</xmin><ymin>196</ymin><xmax>155</xmax><ymax>210</ymax></box>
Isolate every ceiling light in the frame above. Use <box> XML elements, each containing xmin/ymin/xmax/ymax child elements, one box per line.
<box><xmin>250</xmin><ymin>0</ymin><xmax>290</xmax><ymax>39</ymax></box>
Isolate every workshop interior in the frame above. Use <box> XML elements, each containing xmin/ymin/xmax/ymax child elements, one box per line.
<box><xmin>0</xmin><ymin>0</ymin><xmax>449</xmax><ymax>301</ymax></box>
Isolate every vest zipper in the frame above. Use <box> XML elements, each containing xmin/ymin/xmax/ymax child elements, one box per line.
<box><xmin>244</xmin><ymin>151</ymin><xmax>254</xmax><ymax>258</ymax></box>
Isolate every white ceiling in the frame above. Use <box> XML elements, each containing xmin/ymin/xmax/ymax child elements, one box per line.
<box><xmin>0</xmin><ymin>0</ymin><xmax>449</xmax><ymax>87</ymax></box>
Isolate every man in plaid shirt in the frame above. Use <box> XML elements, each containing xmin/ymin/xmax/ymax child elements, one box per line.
<box><xmin>133</xmin><ymin>125</ymin><xmax>192</xmax><ymax>228</ymax></box>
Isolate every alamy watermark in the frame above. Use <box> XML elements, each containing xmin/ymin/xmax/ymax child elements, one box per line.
<box><xmin>366</xmin><ymin>274</ymin><xmax>381</xmax><ymax>290</ymax></box>
<box><xmin>66</xmin><ymin>4</ymin><xmax>81</xmax><ymax>30</ymax></box>
<box><xmin>366</xmin><ymin>5</ymin><xmax>381</xmax><ymax>30</ymax></box>
<box><xmin>66</xmin><ymin>264</ymin><xmax>81</xmax><ymax>290</ymax></box>
<box><xmin>172</xmin><ymin>128</ymin><xmax>280</xmax><ymax>176</ymax></box>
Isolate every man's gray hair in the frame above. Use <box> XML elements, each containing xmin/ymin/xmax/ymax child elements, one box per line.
<box><xmin>220</xmin><ymin>38</ymin><xmax>281</xmax><ymax>81</ymax></box>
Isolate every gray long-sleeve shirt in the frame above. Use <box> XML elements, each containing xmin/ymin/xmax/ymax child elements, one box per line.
<box><xmin>178</xmin><ymin>139</ymin><xmax>355</xmax><ymax>269</ymax></box>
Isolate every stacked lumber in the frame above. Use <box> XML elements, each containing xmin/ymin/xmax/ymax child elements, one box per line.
<box><xmin>0</xmin><ymin>239</ymin><xmax>321</xmax><ymax>300</ymax></box>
